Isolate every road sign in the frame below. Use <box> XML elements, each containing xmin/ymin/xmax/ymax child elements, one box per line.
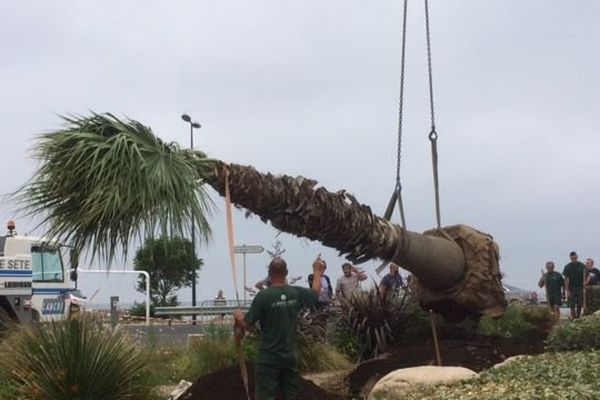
<box><xmin>233</xmin><ymin>245</ymin><xmax>264</xmax><ymax>254</ymax></box>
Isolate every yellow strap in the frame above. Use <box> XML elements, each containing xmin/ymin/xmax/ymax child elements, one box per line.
<box><xmin>225</xmin><ymin>170</ymin><xmax>241</xmax><ymax>303</ymax></box>
<box><xmin>225</xmin><ymin>170</ymin><xmax>250</xmax><ymax>400</ymax></box>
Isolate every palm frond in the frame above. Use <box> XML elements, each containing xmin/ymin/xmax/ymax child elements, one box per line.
<box><xmin>15</xmin><ymin>113</ymin><xmax>215</xmax><ymax>260</ymax></box>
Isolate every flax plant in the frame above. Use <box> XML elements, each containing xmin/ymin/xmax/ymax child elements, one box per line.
<box><xmin>0</xmin><ymin>318</ymin><xmax>146</xmax><ymax>400</ymax></box>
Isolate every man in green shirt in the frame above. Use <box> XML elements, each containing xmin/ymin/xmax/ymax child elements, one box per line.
<box><xmin>538</xmin><ymin>261</ymin><xmax>565</xmax><ymax>318</ymax></box>
<box><xmin>234</xmin><ymin>256</ymin><xmax>323</xmax><ymax>400</ymax></box>
<box><xmin>563</xmin><ymin>251</ymin><xmax>586</xmax><ymax>320</ymax></box>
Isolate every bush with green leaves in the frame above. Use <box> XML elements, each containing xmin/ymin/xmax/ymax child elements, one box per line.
<box><xmin>331</xmin><ymin>326</ymin><xmax>361</xmax><ymax>361</ymax></box>
<box><xmin>174</xmin><ymin>323</ymin><xmax>238</xmax><ymax>381</ymax></box>
<box><xmin>584</xmin><ymin>286</ymin><xmax>600</xmax><ymax>315</ymax></box>
<box><xmin>402</xmin><ymin>351</ymin><xmax>600</xmax><ymax>399</ymax></box>
<box><xmin>295</xmin><ymin>308</ymin><xmax>351</xmax><ymax>372</ymax></box>
<box><xmin>0</xmin><ymin>318</ymin><xmax>146</xmax><ymax>400</ymax></box>
<box><xmin>546</xmin><ymin>314</ymin><xmax>600</xmax><ymax>351</ymax></box>
<box><xmin>296</xmin><ymin>340</ymin><xmax>352</xmax><ymax>373</ymax></box>
<box><xmin>129</xmin><ymin>301</ymin><xmax>156</xmax><ymax>318</ymax></box>
<box><xmin>478</xmin><ymin>304</ymin><xmax>554</xmax><ymax>339</ymax></box>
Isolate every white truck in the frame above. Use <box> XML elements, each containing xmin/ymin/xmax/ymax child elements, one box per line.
<box><xmin>0</xmin><ymin>221</ymin><xmax>82</xmax><ymax>327</ymax></box>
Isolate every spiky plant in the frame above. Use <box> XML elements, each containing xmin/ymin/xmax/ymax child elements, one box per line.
<box><xmin>16</xmin><ymin>113</ymin><xmax>505</xmax><ymax>318</ymax></box>
<box><xmin>340</xmin><ymin>286</ymin><xmax>411</xmax><ymax>360</ymax></box>
<box><xmin>0</xmin><ymin>318</ymin><xmax>146</xmax><ymax>400</ymax></box>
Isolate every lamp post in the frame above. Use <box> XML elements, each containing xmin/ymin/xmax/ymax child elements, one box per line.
<box><xmin>181</xmin><ymin>113</ymin><xmax>202</xmax><ymax>323</ymax></box>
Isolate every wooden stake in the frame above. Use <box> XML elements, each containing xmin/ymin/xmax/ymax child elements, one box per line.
<box><xmin>429</xmin><ymin>309</ymin><xmax>442</xmax><ymax>366</ymax></box>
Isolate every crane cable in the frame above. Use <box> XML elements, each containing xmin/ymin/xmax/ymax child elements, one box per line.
<box><xmin>383</xmin><ymin>0</ymin><xmax>409</xmax><ymax>229</ymax></box>
<box><xmin>380</xmin><ymin>0</ymin><xmax>444</xmax><ymax>275</ymax></box>
<box><xmin>378</xmin><ymin>0</ymin><xmax>409</xmax><ymax>276</ymax></box>
<box><xmin>425</xmin><ymin>0</ymin><xmax>442</xmax><ymax>229</ymax></box>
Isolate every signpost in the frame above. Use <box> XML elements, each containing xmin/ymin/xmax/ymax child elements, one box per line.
<box><xmin>233</xmin><ymin>245</ymin><xmax>265</xmax><ymax>301</ymax></box>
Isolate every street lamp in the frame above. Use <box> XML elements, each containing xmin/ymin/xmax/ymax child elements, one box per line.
<box><xmin>181</xmin><ymin>113</ymin><xmax>202</xmax><ymax>322</ymax></box>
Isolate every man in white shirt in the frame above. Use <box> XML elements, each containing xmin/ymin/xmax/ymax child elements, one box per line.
<box><xmin>335</xmin><ymin>262</ymin><xmax>367</xmax><ymax>303</ymax></box>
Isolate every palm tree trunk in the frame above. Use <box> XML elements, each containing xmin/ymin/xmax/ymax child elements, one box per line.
<box><xmin>206</xmin><ymin>161</ymin><xmax>465</xmax><ymax>290</ymax></box>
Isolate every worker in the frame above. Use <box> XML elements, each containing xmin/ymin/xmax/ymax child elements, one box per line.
<box><xmin>538</xmin><ymin>261</ymin><xmax>564</xmax><ymax>318</ymax></box>
<box><xmin>234</xmin><ymin>256</ymin><xmax>323</xmax><ymax>400</ymax></box>
<box><xmin>563</xmin><ymin>251</ymin><xmax>585</xmax><ymax>320</ymax></box>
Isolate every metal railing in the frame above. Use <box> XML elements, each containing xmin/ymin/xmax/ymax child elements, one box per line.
<box><xmin>155</xmin><ymin>299</ymin><xmax>252</xmax><ymax>317</ymax></box>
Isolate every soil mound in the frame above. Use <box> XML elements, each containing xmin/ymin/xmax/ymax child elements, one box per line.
<box><xmin>347</xmin><ymin>335</ymin><xmax>544</xmax><ymax>397</ymax></box>
<box><xmin>186</xmin><ymin>363</ymin><xmax>346</xmax><ymax>400</ymax></box>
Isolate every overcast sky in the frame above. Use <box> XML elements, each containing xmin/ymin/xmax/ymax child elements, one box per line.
<box><xmin>1</xmin><ymin>1</ymin><xmax>599</xmax><ymax>305</ymax></box>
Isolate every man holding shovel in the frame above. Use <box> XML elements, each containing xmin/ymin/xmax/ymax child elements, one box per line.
<box><xmin>234</xmin><ymin>255</ymin><xmax>324</xmax><ymax>400</ymax></box>
<box><xmin>538</xmin><ymin>261</ymin><xmax>565</xmax><ymax>319</ymax></box>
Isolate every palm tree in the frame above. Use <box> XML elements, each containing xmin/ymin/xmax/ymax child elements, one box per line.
<box><xmin>17</xmin><ymin>114</ymin><xmax>505</xmax><ymax>318</ymax></box>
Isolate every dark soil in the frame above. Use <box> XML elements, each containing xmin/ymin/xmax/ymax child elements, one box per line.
<box><xmin>186</xmin><ymin>363</ymin><xmax>346</xmax><ymax>400</ymax></box>
<box><xmin>347</xmin><ymin>334</ymin><xmax>545</xmax><ymax>397</ymax></box>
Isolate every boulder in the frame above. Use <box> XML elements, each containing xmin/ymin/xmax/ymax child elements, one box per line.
<box><xmin>492</xmin><ymin>355</ymin><xmax>531</xmax><ymax>369</ymax></box>
<box><xmin>368</xmin><ymin>366</ymin><xmax>477</xmax><ymax>400</ymax></box>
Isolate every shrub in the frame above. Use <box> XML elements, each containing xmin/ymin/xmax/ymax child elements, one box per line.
<box><xmin>331</xmin><ymin>326</ymin><xmax>360</xmax><ymax>361</ymax></box>
<box><xmin>584</xmin><ymin>286</ymin><xmax>600</xmax><ymax>315</ymax></box>
<box><xmin>296</xmin><ymin>340</ymin><xmax>351</xmax><ymax>373</ymax></box>
<box><xmin>129</xmin><ymin>301</ymin><xmax>156</xmax><ymax>318</ymax></box>
<box><xmin>173</xmin><ymin>322</ymin><xmax>260</xmax><ymax>382</ymax></box>
<box><xmin>291</xmin><ymin>308</ymin><xmax>350</xmax><ymax>372</ymax></box>
<box><xmin>546</xmin><ymin>314</ymin><xmax>600</xmax><ymax>351</ymax></box>
<box><xmin>478</xmin><ymin>304</ymin><xmax>554</xmax><ymax>339</ymax></box>
<box><xmin>139</xmin><ymin>346</ymin><xmax>185</xmax><ymax>389</ymax></box>
<box><xmin>339</xmin><ymin>286</ymin><xmax>412</xmax><ymax>360</ymax></box>
<box><xmin>0</xmin><ymin>318</ymin><xmax>146</xmax><ymax>400</ymax></box>
<box><xmin>402</xmin><ymin>351</ymin><xmax>600</xmax><ymax>399</ymax></box>
<box><xmin>176</xmin><ymin>325</ymin><xmax>237</xmax><ymax>381</ymax></box>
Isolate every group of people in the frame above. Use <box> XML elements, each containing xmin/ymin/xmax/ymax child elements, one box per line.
<box><xmin>251</xmin><ymin>258</ymin><xmax>406</xmax><ymax>307</ymax></box>
<box><xmin>233</xmin><ymin>256</ymin><xmax>407</xmax><ymax>400</ymax></box>
<box><xmin>538</xmin><ymin>251</ymin><xmax>600</xmax><ymax>320</ymax></box>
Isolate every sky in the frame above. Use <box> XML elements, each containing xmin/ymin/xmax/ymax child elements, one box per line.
<box><xmin>1</xmin><ymin>1</ymin><xmax>599</xmax><ymax>306</ymax></box>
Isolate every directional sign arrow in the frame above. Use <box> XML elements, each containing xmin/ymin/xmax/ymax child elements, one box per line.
<box><xmin>233</xmin><ymin>245</ymin><xmax>265</xmax><ymax>254</ymax></box>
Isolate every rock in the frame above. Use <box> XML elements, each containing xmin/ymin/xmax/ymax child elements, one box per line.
<box><xmin>368</xmin><ymin>366</ymin><xmax>478</xmax><ymax>400</ymax></box>
<box><xmin>492</xmin><ymin>355</ymin><xmax>530</xmax><ymax>369</ymax></box>
<box><xmin>167</xmin><ymin>380</ymin><xmax>192</xmax><ymax>400</ymax></box>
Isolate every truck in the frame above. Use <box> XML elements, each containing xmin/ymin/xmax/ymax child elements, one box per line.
<box><xmin>0</xmin><ymin>220</ymin><xmax>82</xmax><ymax>328</ymax></box>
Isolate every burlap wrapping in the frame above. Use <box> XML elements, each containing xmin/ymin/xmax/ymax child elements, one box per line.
<box><xmin>409</xmin><ymin>224</ymin><xmax>506</xmax><ymax>319</ymax></box>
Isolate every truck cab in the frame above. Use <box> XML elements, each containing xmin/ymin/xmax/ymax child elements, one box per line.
<box><xmin>0</xmin><ymin>222</ymin><xmax>79</xmax><ymax>326</ymax></box>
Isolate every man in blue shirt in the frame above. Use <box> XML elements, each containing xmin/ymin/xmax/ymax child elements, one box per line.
<box><xmin>380</xmin><ymin>262</ymin><xmax>404</xmax><ymax>297</ymax></box>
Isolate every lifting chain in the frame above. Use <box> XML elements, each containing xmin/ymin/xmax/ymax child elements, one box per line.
<box><xmin>425</xmin><ymin>0</ymin><xmax>442</xmax><ymax>229</ymax></box>
<box><xmin>385</xmin><ymin>0</ymin><xmax>409</xmax><ymax>230</ymax></box>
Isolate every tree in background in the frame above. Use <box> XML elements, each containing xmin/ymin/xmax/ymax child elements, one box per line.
<box><xmin>134</xmin><ymin>236</ymin><xmax>203</xmax><ymax>306</ymax></box>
